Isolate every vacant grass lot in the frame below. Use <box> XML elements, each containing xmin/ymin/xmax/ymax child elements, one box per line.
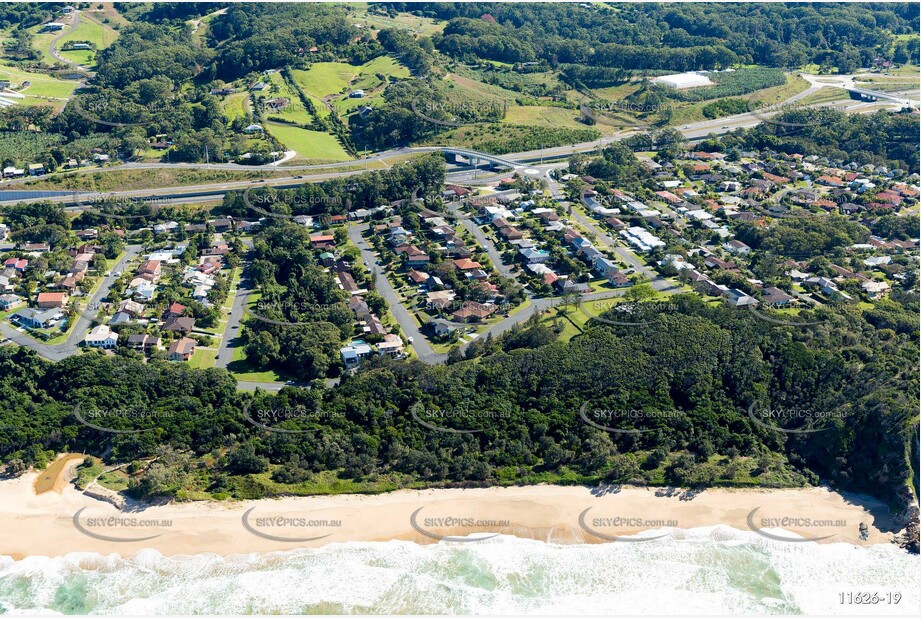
<box><xmin>292</xmin><ymin>62</ymin><xmax>356</xmax><ymax>98</ymax></box>
<box><xmin>666</xmin><ymin>73</ymin><xmax>811</xmax><ymax>126</ymax></box>
<box><xmin>265</xmin><ymin>121</ymin><xmax>352</xmax><ymax>162</ymax></box>
<box><xmin>221</xmin><ymin>91</ymin><xmax>250</xmax><ymax>121</ymax></box>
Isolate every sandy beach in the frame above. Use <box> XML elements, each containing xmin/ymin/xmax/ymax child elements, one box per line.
<box><xmin>0</xmin><ymin>456</ymin><xmax>902</xmax><ymax>560</ymax></box>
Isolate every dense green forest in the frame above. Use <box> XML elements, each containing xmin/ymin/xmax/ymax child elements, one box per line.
<box><xmin>389</xmin><ymin>2</ymin><xmax>919</xmax><ymax>74</ymax></box>
<box><xmin>1</xmin><ymin>289</ymin><xmax>917</xmax><ymax>511</ymax></box>
<box><xmin>702</xmin><ymin>109</ymin><xmax>921</xmax><ymax>174</ymax></box>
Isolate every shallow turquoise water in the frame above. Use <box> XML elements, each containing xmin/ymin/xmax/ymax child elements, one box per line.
<box><xmin>0</xmin><ymin>529</ymin><xmax>918</xmax><ymax>615</ymax></box>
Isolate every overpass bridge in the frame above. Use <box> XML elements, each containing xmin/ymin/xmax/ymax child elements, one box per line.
<box><xmin>848</xmin><ymin>86</ymin><xmax>918</xmax><ymax>107</ymax></box>
<box><xmin>412</xmin><ymin>147</ymin><xmax>523</xmax><ymax>170</ymax></box>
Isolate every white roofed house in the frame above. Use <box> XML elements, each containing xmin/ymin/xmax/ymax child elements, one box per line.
<box><xmin>862</xmin><ymin>280</ymin><xmax>890</xmax><ymax>300</ymax></box>
<box><xmin>85</xmin><ymin>324</ymin><xmax>119</xmax><ymax>349</ymax></box>
<box><xmin>341</xmin><ymin>342</ymin><xmax>373</xmax><ymax>369</ymax></box>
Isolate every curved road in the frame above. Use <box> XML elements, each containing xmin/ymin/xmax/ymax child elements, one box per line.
<box><xmin>48</xmin><ymin>10</ymin><xmax>95</xmax><ymax>75</ymax></box>
<box><xmin>0</xmin><ymin>245</ymin><xmax>141</xmax><ymax>361</ymax></box>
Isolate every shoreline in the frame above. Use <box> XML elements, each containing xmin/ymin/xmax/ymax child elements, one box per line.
<box><xmin>0</xmin><ymin>466</ymin><xmax>904</xmax><ymax>559</ymax></box>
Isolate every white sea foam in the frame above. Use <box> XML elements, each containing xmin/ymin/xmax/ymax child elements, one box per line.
<box><xmin>0</xmin><ymin>529</ymin><xmax>918</xmax><ymax>615</ymax></box>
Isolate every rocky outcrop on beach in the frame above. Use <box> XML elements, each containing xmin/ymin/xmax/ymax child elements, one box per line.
<box><xmin>895</xmin><ymin>516</ymin><xmax>919</xmax><ymax>554</ymax></box>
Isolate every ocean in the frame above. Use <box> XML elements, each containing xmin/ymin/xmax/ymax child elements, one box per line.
<box><xmin>0</xmin><ymin>528</ymin><xmax>917</xmax><ymax>615</ymax></box>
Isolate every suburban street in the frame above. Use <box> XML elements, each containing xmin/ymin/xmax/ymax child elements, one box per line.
<box><xmin>0</xmin><ymin>244</ymin><xmax>142</xmax><ymax>361</ymax></box>
<box><xmin>214</xmin><ymin>239</ymin><xmax>253</xmax><ymax>370</ymax></box>
<box><xmin>347</xmin><ymin>221</ymin><xmax>446</xmax><ymax>364</ymax></box>
<box><xmin>447</xmin><ymin>202</ymin><xmax>518</xmax><ymax>281</ymax></box>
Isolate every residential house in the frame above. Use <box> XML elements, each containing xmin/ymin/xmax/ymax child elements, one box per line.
<box><xmin>377</xmin><ymin>333</ymin><xmax>405</xmax><ymax>357</ymax></box>
<box><xmin>164</xmin><ymin>302</ymin><xmax>187</xmax><ymax>319</ymax></box>
<box><xmin>310</xmin><ymin>234</ymin><xmax>336</xmax><ymax>250</ymax></box>
<box><xmin>167</xmin><ymin>337</ymin><xmax>197</xmax><ymax>361</ymax></box>
<box><xmin>37</xmin><ymin>292</ymin><xmax>68</xmax><ymax>309</ymax></box>
<box><xmin>761</xmin><ymin>287</ymin><xmax>794</xmax><ymax>306</ymax></box>
<box><xmin>862</xmin><ymin>280</ymin><xmax>890</xmax><ymax>300</ymax></box>
<box><xmin>127</xmin><ymin>334</ymin><xmax>161</xmax><ymax>352</ymax></box>
<box><xmin>11</xmin><ymin>307</ymin><xmax>63</xmax><ymax>329</ymax></box>
<box><xmin>0</xmin><ymin>294</ymin><xmax>24</xmax><ymax>311</ymax></box>
<box><xmin>3</xmin><ymin>258</ymin><xmax>28</xmax><ymax>272</ymax></box>
<box><xmin>340</xmin><ymin>341</ymin><xmax>373</xmax><ymax>368</ymax></box>
<box><xmin>592</xmin><ymin>256</ymin><xmax>620</xmax><ymax>277</ymax></box>
<box><xmin>162</xmin><ymin>316</ymin><xmax>195</xmax><ymax>335</ymax></box>
<box><xmin>452</xmin><ymin>301</ymin><xmax>497</xmax><ymax>323</ymax></box>
<box><xmin>138</xmin><ymin>260</ymin><xmax>162</xmax><ymax>281</ymax></box>
<box><xmin>723</xmin><ymin>240</ymin><xmax>751</xmax><ymax>255</ymax></box>
<box><xmin>85</xmin><ymin>324</ymin><xmax>119</xmax><ymax>349</ymax></box>
<box><xmin>519</xmin><ymin>247</ymin><xmax>550</xmax><ymax>264</ymax></box>
<box><xmin>453</xmin><ymin>258</ymin><xmax>482</xmax><ymax>271</ymax></box>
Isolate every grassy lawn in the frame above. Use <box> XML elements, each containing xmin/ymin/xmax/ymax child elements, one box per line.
<box><xmin>503</xmin><ymin>105</ymin><xmax>627</xmax><ymax>136</ymax></box>
<box><xmin>352</xmin><ymin>10</ymin><xmax>447</xmax><ymax>36</ymax></box>
<box><xmin>188</xmin><ymin>347</ymin><xmax>218</xmax><ymax>369</ymax></box>
<box><xmin>292</xmin><ymin>62</ymin><xmax>356</xmax><ymax>98</ymax></box>
<box><xmin>0</xmin><ymin>60</ymin><xmax>78</xmax><ymax>100</ymax></box>
<box><xmin>294</xmin><ymin>57</ymin><xmax>409</xmax><ymax>117</ymax></box>
<box><xmin>57</xmin><ymin>14</ymin><xmax>119</xmax><ymax>68</ymax></box>
<box><xmin>265</xmin><ymin>121</ymin><xmax>352</xmax><ymax>163</ymax></box>
<box><xmin>667</xmin><ymin>73</ymin><xmax>811</xmax><ymax>126</ymax></box>
<box><xmin>797</xmin><ymin>87</ymin><xmax>850</xmax><ymax>106</ymax></box>
<box><xmin>227</xmin><ymin>345</ymin><xmax>291</xmax><ymax>383</ymax></box>
<box><xmin>258</xmin><ymin>72</ymin><xmax>315</xmax><ymax>125</ymax></box>
<box><xmin>540</xmin><ymin>307</ymin><xmax>583</xmax><ymax>342</ymax></box>
<box><xmin>221</xmin><ymin>92</ymin><xmax>250</xmax><ymax>121</ymax></box>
